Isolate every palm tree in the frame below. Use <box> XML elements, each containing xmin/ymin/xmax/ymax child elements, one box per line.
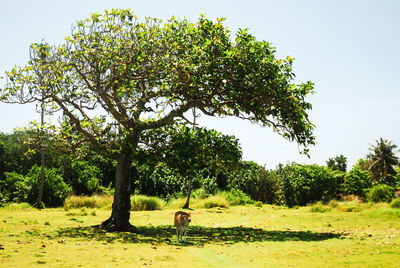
<box><xmin>368</xmin><ymin>138</ymin><xmax>399</xmax><ymax>186</ymax></box>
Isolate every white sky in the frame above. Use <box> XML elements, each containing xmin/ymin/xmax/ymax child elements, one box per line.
<box><xmin>0</xmin><ymin>0</ymin><xmax>399</xmax><ymax>169</ymax></box>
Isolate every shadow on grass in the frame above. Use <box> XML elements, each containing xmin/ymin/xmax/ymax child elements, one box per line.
<box><xmin>53</xmin><ymin>225</ymin><xmax>341</xmax><ymax>246</ymax></box>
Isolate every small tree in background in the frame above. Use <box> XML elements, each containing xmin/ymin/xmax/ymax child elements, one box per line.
<box><xmin>140</xmin><ymin>123</ymin><xmax>242</xmax><ymax>208</ymax></box>
<box><xmin>368</xmin><ymin>138</ymin><xmax>399</xmax><ymax>186</ymax></box>
<box><xmin>326</xmin><ymin>154</ymin><xmax>347</xmax><ymax>172</ymax></box>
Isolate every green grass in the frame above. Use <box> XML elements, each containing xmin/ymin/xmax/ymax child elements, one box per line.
<box><xmin>1</xmin><ymin>202</ymin><xmax>399</xmax><ymax>267</ymax></box>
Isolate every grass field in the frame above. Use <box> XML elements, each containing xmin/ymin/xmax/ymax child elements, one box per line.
<box><xmin>1</xmin><ymin>203</ymin><xmax>399</xmax><ymax>267</ymax></box>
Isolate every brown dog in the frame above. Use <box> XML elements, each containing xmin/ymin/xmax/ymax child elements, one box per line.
<box><xmin>174</xmin><ymin>211</ymin><xmax>191</xmax><ymax>242</ymax></box>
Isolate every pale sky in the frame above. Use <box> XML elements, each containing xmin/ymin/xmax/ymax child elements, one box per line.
<box><xmin>1</xmin><ymin>0</ymin><xmax>399</xmax><ymax>169</ymax></box>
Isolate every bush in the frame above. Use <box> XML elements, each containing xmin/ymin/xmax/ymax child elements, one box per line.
<box><xmin>131</xmin><ymin>195</ymin><xmax>165</xmax><ymax>211</ymax></box>
<box><xmin>198</xmin><ymin>195</ymin><xmax>230</xmax><ymax>209</ymax></box>
<box><xmin>254</xmin><ymin>201</ymin><xmax>263</xmax><ymax>207</ymax></box>
<box><xmin>1</xmin><ymin>172</ymin><xmax>30</xmax><ymax>203</ymax></box>
<box><xmin>390</xmin><ymin>198</ymin><xmax>400</xmax><ymax>208</ymax></box>
<box><xmin>277</xmin><ymin>164</ymin><xmax>340</xmax><ymax>207</ymax></box>
<box><xmin>228</xmin><ymin>161</ymin><xmax>280</xmax><ymax>204</ymax></box>
<box><xmin>366</xmin><ymin>184</ymin><xmax>394</xmax><ymax>203</ymax></box>
<box><xmin>191</xmin><ymin>188</ymin><xmax>210</xmax><ymax>199</ymax></box>
<box><xmin>310</xmin><ymin>202</ymin><xmax>331</xmax><ymax>213</ymax></box>
<box><xmin>1</xmin><ymin>166</ymin><xmax>71</xmax><ymax>207</ymax></box>
<box><xmin>64</xmin><ymin>195</ymin><xmax>113</xmax><ymax>210</ymax></box>
<box><xmin>62</xmin><ymin>159</ymin><xmax>102</xmax><ymax>195</ymax></box>
<box><xmin>134</xmin><ymin>162</ymin><xmax>191</xmax><ymax>200</ymax></box>
<box><xmin>218</xmin><ymin>189</ymin><xmax>253</xmax><ymax>206</ymax></box>
<box><xmin>327</xmin><ymin>200</ymin><xmax>339</xmax><ymax>208</ymax></box>
<box><xmin>342</xmin><ymin>165</ymin><xmax>372</xmax><ymax>197</ymax></box>
<box><xmin>27</xmin><ymin>165</ymin><xmax>72</xmax><ymax>207</ymax></box>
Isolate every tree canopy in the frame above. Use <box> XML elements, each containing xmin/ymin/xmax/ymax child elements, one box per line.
<box><xmin>1</xmin><ymin>9</ymin><xmax>315</xmax><ymax>231</ymax></box>
<box><xmin>368</xmin><ymin>138</ymin><xmax>399</xmax><ymax>186</ymax></box>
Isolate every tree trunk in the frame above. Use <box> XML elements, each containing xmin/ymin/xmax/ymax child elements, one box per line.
<box><xmin>101</xmin><ymin>152</ymin><xmax>136</xmax><ymax>232</ymax></box>
<box><xmin>182</xmin><ymin>178</ymin><xmax>192</xmax><ymax>209</ymax></box>
<box><xmin>35</xmin><ymin>98</ymin><xmax>45</xmax><ymax>209</ymax></box>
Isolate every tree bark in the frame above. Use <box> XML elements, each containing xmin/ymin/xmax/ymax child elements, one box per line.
<box><xmin>182</xmin><ymin>178</ymin><xmax>192</xmax><ymax>209</ymax></box>
<box><xmin>101</xmin><ymin>152</ymin><xmax>136</xmax><ymax>232</ymax></box>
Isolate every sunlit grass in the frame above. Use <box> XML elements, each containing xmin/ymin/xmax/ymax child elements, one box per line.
<box><xmin>1</xmin><ymin>201</ymin><xmax>399</xmax><ymax>267</ymax></box>
<box><xmin>131</xmin><ymin>195</ymin><xmax>165</xmax><ymax>211</ymax></box>
<box><xmin>64</xmin><ymin>194</ymin><xmax>113</xmax><ymax>210</ymax></box>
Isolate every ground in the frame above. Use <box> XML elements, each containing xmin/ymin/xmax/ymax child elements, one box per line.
<box><xmin>0</xmin><ymin>204</ymin><xmax>399</xmax><ymax>267</ymax></box>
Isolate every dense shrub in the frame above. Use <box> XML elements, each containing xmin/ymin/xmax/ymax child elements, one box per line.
<box><xmin>228</xmin><ymin>161</ymin><xmax>279</xmax><ymax>204</ymax></box>
<box><xmin>390</xmin><ymin>198</ymin><xmax>400</xmax><ymax>208</ymax></box>
<box><xmin>342</xmin><ymin>165</ymin><xmax>372</xmax><ymax>197</ymax></box>
<box><xmin>366</xmin><ymin>184</ymin><xmax>394</xmax><ymax>203</ymax></box>
<box><xmin>134</xmin><ymin>162</ymin><xmax>194</xmax><ymax>200</ymax></box>
<box><xmin>27</xmin><ymin>165</ymin><xmax>72</xmax><ymax>207</ymax></box>
<box><xmin>1</xmin><ymin>172</ymin><xmax>30</xmax><ymax>203</ymax></box>
<box><xmin>62</xmin><ymin>159</ymin><xmax>102</xmax><ymax>195</ymax></box>
<box><xmin>1</xmin><ymin>166</ymin><xmax>71</xmax><ymax>207</ymax></box>
<box><xmin>277</xmin><ymin>164</ymin><xmax>339</xmax><ymax>207</ymax></box>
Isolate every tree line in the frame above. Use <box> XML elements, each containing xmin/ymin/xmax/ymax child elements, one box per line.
<box><xmin>1</xmin><ymin>129</ymin><xmax>398</xmax><ymax>208</ymax></box>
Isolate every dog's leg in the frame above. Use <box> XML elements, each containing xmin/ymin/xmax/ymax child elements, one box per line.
<box><xmin>176</xmin><ymin>229</ymin><xmax>179</xmax><ymax>242</ymax></box>
<box><xmin>184</xmin><ymin>229</ymin><xmax>187</xmax><ymax>243</ymax></box>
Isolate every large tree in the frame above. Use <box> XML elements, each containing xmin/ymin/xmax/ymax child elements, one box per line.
<box><xmin>0</xmin><ymin>9</ymin><xmax>315</xmax><ymax>231</ymax></box>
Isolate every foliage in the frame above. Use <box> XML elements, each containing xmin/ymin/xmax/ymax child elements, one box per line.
<box><xmin>390</xmin><ymin>198</ymin><xmax>400</xmax><ymax>208</ymax></box>
<box><xmin>1</xmin><ymin>9</ymin><xmax>315</xmax><ymax>229</ymax></box>
<box><xmin>228</xmin><ymin>161</ymin><xmax>280</xmax><ymax>204</ymax></box>
<box><xmin>134</xmin><ymin>162</ymin><xmax>190</xmax><ymax>200</ymax></box>
<box><xmin>368</xmin><ymin>138</ymin><xmax>399</xmax><ymax>186</ymax></box>
<box><xmin>326</xmin><ymin>154</ymin><xmax>347</xmax><ymax>172</ymax></box>
<box><xmin>1</xmin><ymin>166</ymin><xmax>71</xmax><ymax>207</ymax></box>
<box><xmin>366</xmin><ymin>184</ymin><xmax>395</xmax><ymax>203</ymax></box>
<box><xmin>341</xmin><ymin>164</ymin><xmax>372</xmax><ymax>197</ymax></box>
<box><xmin>218</xmin><ymin>189</ymin><xmax>254</xmax><ymax>205</ymax></box>
<box><xmin>254</xmin><ymin>201</ymin><xmax>263</xmax><ymax>207</ymax></box>
<box><xmin>131</xmin><ymin>195</ymin><xmax>165</xmax><ymax>211</ymax></box>
<box><xmin>191</xmin><ymin>188</ymin><xmax>210</xmax><ymax>199</ymax></box>
<box><xmin>0</xmin><ymin>131</ymin><xmax>42</xmax><ymax>176</ymax></box>
<box><xmin>1</xmin><ymin>9</ymin><xmax>315</xmax><ymax>158</ymax></box>
<box><xmin>1</xmin><ymin>172</ymin><xmax>30</xmax><ymax>203</ymax></box>
<box><xmin>61</xmin><ymin>158</ymin><xmax>102</xmax><ymax>195</ymax></box>
<box><xmin>27</xmin><ymin>165</ymin><xmax>72</xmax><ymax>207</ymax></box>
<box><xmin>277</xmin><ymin>163</ymin><xmax>339</xmax><ymax>207</ymax></box>
<box><xmin>141</xmin><ymin>124</ymin><xmax>242</xmax><ymax>178</ymax></box>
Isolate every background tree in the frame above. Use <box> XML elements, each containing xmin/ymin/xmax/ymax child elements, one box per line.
<box><xmin>368</xmin><ymin>138</ymin><xmax>399</xmax><ymax>186</ymax></box>
<box><xmin>1</xmin><ymin>9</ymin><xmax>315</xmax><ymax>231</ymax></box>
<box><xmin>326</xmin><ymin>154</ymin><xmax>347</xmax><ymax>172</ymax></box>
<box><xmin>140</xmin><ymin>123</ymin><xmax>242</xmax><ymax>208</ymax></box>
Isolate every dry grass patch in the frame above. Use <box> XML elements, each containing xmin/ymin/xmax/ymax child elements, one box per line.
<box><xmin>64</xmin><ymin>195</ymin><xmax>113</xmax><ymax>210</ymax></box>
